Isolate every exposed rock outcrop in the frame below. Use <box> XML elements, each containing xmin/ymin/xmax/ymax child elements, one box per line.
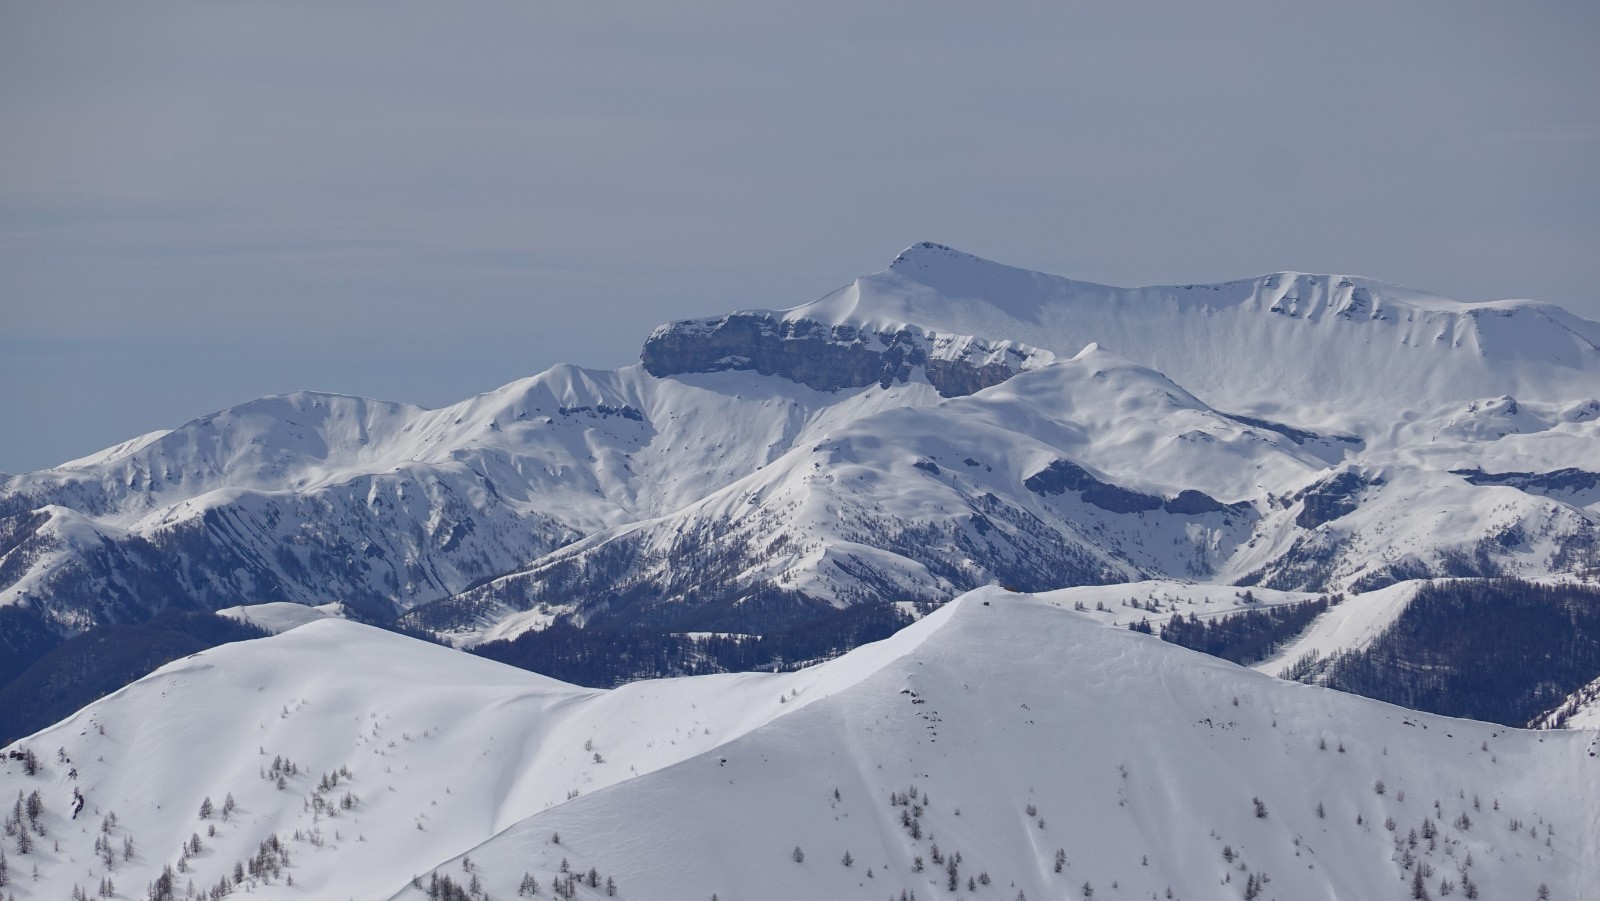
<box><xmin>641</xmin><ymin>313</ymin><xmax>1053</xmax><ymax>397</ymax></box>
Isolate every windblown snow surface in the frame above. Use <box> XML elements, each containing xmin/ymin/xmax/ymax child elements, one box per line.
<box><xmin>3</xmin><ymin>591</ymin><xmax>1596</xmax><ymax>900</ymax></box>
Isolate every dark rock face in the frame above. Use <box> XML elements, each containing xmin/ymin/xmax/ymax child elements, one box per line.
<box><xmin>557</xmin><ymin>404</ymin><xmax>645</xmax><ymax>422</ymax></box>
<box><xmin>1023</xmin><ymin>460</ymin><xmax>1247</xmax><ymax>518</ymax></box>
<box><xmin>1024</xmin><ymin>459</ymin><xmax>1169</xmax><ymax>514</ymax></box>
<box><xmin>1294</xmin><ymin>471</ymin><xmax>1373</xmax><ymax>530</ymax></box>
<box><xmin>1162</xmin><ymin>489</ymin><xmax>1230</xmax><ymax>515</ymax></box>
<box><xmin>924</xmin><ymin>357</ymin><xmax>1032</xmax><ymax>397</ymax></box>
<box><xmin>1220</xmin><ymin>412</ymin><xmax>1361</xmax><ymax>448</ymax></box>
<box><xmin>1453</xmin><ymin>467</ymin><xmax>1600</xmax><ymax>497</ymax></box>
<box><xmin>641</xmin><ymin>313</ymin><xmax>1039</xmax><ymax>397</ymax></box>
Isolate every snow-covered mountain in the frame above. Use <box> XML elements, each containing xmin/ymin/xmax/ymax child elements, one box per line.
<box><xmin>2</xmin><ymin>590</ymin><xmax>1594</xmax><ymax>900</ymax></box>
<box><xmin>646</xmin><ymin>242</ymin><xmax>1600</xmax><ymax>418</ymax></box>
<box><xmin>3</xmin><ymin>242</ymin><xmax>1598</xmax><ymax>651</ymax></box>
<box><xmin>0</xmin><ymin>367</ymin><xmax>939</xmax><ymax>629</ymax></box>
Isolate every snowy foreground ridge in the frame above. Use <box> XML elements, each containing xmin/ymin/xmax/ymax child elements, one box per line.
<box><xmin>4</xmin><ymin>591</ymin><xmax>1597</xmax><ymax>900</ymax></box>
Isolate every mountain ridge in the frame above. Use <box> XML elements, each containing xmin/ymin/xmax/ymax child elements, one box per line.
<box><xmin>4</xmin><ymin>589</ymin><xmax>1595</xmax><ymax>900</ymax></box>
<box><xmin>2</xmin><ymin>244</ymin><xmax>1598</xmax><ymax>703</ymax></box>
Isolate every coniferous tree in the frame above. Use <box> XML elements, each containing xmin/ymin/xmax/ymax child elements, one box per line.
<box><xmin>1160</xmin><ymin>597</ymin><xmax>1332</xmax><ymax>664</ymax></box>
<box><xmin>149</xmin><ymin>863</ymin><xmax>176</xmax><ymax>901</ymax></box>
<box><xmin>1318</xmin><ymin>579</ymin><xmax>1600</xmax><ymax>725</ymax></box>
<box><xmin>1411</xmin><ymin>865</ymin><xmax>1430</xmax><ymax>900</ymax></box>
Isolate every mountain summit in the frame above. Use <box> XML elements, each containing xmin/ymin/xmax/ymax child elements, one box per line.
<box><xmin>651</xmin><ymin>242</ymin><xmax>1600</xmax><ymax>418</ymax></box>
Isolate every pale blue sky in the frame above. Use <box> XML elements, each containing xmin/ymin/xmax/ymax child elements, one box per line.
<box><xmin>3</xmin><ymin>1</ymin><xmax>1598</xmax><ymax>472</ymax></box>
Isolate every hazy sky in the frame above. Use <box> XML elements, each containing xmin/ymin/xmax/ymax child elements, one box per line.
<box><xmin>4</xmin><ymin>2</ymin><xmax>1598</xmax><ymax>473</ymax></box>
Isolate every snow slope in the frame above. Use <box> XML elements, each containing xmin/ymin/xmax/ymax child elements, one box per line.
<box><xmin>8</xmin><ymin>589</ymin><xmax>1592</xmax><ymax>899</ymax></box>
<box><xmin>427</xmin><ymin>590</ymin><xmax>1600</xmax><ymax>901</ymax></box>
<box><xmin>0</xmin><ymin>611</ymin><xmax>934</xmax><ymax>900</ymax></box>
<box><xmin>215</xmin><ymin>602</ymin><xmax>348</xmax><ymax>634</ymax></box>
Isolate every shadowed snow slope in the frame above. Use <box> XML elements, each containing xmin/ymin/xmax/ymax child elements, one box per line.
<box><xmin>5</xmin><ymin>591</ymin><xmax>1595</xmax><ymax>900</ymax></box>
